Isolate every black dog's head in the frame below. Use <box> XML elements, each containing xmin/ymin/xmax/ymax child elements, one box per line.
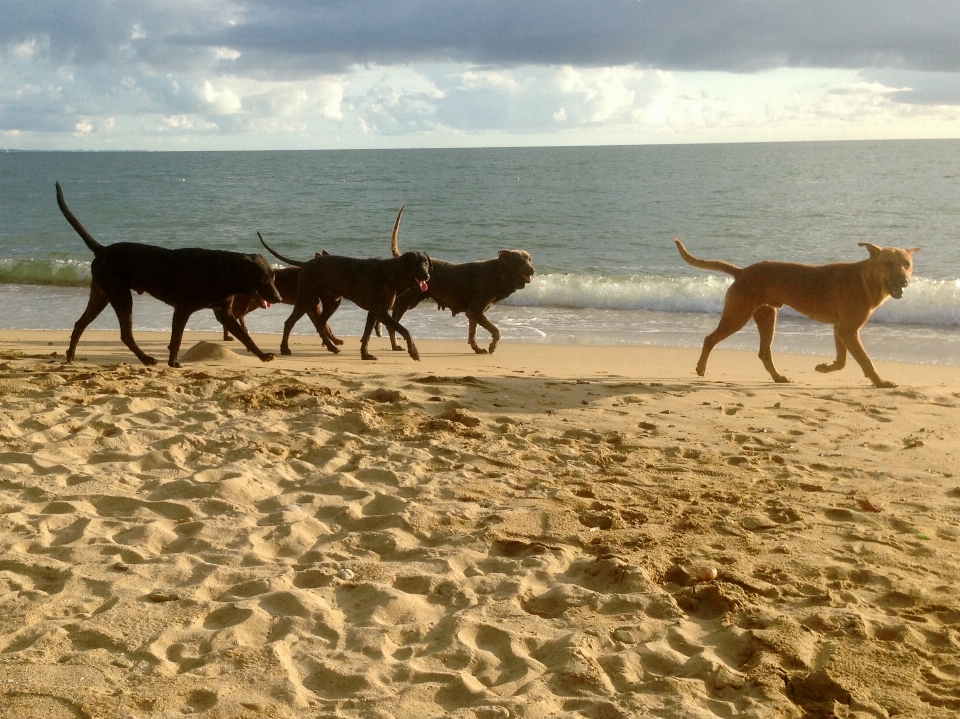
<box><xmin>400</xmin><ymin>251</ymin><xmax>432</xmax><ymax>293</ymax></box>
<box><xmin>241</xmin><ymin>254</ymin><xmax>283</xmax><ymax>308</ymax></box>
<box><xmin>497</xmin><ymin>249</ymin><xmax>535</xmax><ymax>291</ymax></box>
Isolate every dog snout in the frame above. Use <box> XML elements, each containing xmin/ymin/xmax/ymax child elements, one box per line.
<box><xmin>264</xmin><ymin>282</ymin><xmax>282</xmax><ymax>303</ymax></box>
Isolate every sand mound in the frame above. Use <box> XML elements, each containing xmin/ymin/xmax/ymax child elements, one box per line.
<box><xmin>179</xmin><ymin>340</ymin><xmax>243</xmax><ymax>363</ymax></box>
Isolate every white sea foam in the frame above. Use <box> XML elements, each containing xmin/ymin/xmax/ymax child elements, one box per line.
<box><xmin>506</xmin><ymin>273</ymin><xmax>960</xmax><ymax>327</ymax></box>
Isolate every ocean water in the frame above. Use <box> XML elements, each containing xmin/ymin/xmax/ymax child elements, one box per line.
<box><xmin>2</xmin><ymin>141</ymin><xmax>960</xmax><ymax>365</ymax></box>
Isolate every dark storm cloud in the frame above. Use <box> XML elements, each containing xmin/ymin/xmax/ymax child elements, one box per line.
<box><xmin>5</xmin><ymin>0</ymin><xmax>960</xmax><ymax>75</ymax></box>
<box><xmin>194</xmin><ymin>1</ymin><xmax>960</xmax><ymax>75</ymax></box>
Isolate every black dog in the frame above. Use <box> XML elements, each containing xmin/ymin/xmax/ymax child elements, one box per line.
<box><xmin>386</xmin><ymin>207</ymin><xmax>534</xmax><ymax>354</ymax></box>
<box><xmin>56</xmin><ymin>182</ymin><xmax>282</xmax><ymax>368</ymax></box>
<box><xmin>258</xmin><ymin>223</ymin><xmax>430</xmax><ymax>361</ymax></box>
<box><xmin>222</xmin><ymin>244</ymin><xmax>344</xmax><ymax>347</ymax></box>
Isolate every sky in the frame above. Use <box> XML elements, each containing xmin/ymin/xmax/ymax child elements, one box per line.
<box><xmin>2</xmin><ymin>0</ymin><xmax>960</xmax><ymax>150</ymax></box>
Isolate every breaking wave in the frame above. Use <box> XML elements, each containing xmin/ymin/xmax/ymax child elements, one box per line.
<box><xmin>505</xmin><ymin>273</ymin><xmax>960</xmax><ymax>327</ymax></box>
<box><xmin>3</xmin><ymin>259</ymin><xmax>959</xmax><ymax>327</ymax></box>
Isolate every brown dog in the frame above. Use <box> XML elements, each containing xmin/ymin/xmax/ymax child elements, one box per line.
<box><xmin>386</xmin><ymin>207</ymin><xmax>535</xmax><ymax>354</ymax></box>
<box><xmin>675</xmin><ymin>239</ymin><xmax>920</xmax><ymax>388</ymax></box>
<box><xmin>57</xmin><ymin>182</ymin><xmax>282</xmax><ymax>368</ymax></box>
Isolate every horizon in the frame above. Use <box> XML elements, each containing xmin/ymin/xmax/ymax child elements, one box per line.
<box><xmin>5</xmin><ymin>135</ymin><xmax>960</xmax><ymax>155</ymax></box>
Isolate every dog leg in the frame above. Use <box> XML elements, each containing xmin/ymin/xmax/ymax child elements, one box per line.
<box><xmin>469</xmin><ymin>311</ymin><xmax>501</xmax><ymax>354</ymax></box>
<box><xmin>753</xmin><ymin>305</ymin><xmax>789</xmax><ymax>383</ymax></box>
<box><xmin>388</xmin><ymin>292</ymin><xmax>419</xmax><ymax>351</ymax></box>
<box><xmin>306</xmin><ymin>304</ymin><xmax>341</xmax><ymax>354</ymax></box>
<box><xmin>697</xmin><ymin>295</ymin><xmax>753</xmax><ymax>377</ymax></box>
<box><xmin>166</xmin><ymin>307</ymin><xmax>194</xmax><ymax>367</ymax></box>
<box><xmin>837</xmin><ymin>325</ymin><xmax>895</xmax><ymax>388</ymax></box>
<box><xmin>213</xmin><ymin>307</ymin><xmax>275</xmax><ymax>363</ymax></box>
<box><xmin>466</xmin><ymin>317</ymin><xmax>483</xmax><ymax>353</ymax></box>
<box><xmin>378</xmin><ymin>314</ymin><xmax>420</xmax><ymax>361</ymax></box>
<box><xmin>66</xmin><ymin>281</ymin><xmax>111</xmax><ymax>362</ymax></box>
<box><xmin>360</xmin><ymin>313</ymin><xmax>380</xmax><ymax>361</ymax></box>
<box><xmin>816</xmin><ymin>326</ymin><xmax>848</xmax><ymax>374</ymax></box>
<box><xmin>108</xmin><ymin>287</ymin><xmax>157</xmax><ymax>366</ymax></box>
<box><xmin>388</xmin><ymin>306</ymin><xmax>406</xmax><ymax>351</ymax></box>
<box><xmin>280</xmin><ymin>303</ymin><xmax>310</xmax><ymax>355</ymax></box>
<box><xmin>222</xmin><ymin>296</ymin><xmax>236</xmax><ymax>341</ymax></box>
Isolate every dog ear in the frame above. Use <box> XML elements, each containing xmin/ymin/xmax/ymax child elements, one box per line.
<box><xmin>858</xmin><ymin>242</ymin><xmax>882</xmax><ymax>259</ymax></box>
<box><xmin>498</xmin><ymin>250</ymin><xmax>512</xmax><ymax>259</ymax></box>
<box><xmin>907</xmin><ymin>247</ymin><xmax>921</xmax><ymax>255</ymax></box>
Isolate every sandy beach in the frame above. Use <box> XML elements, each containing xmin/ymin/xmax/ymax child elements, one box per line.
<box><xmin>1</xmin><ymin>328</ymin><xmax>958</xmax><ymax>719</ymax></box>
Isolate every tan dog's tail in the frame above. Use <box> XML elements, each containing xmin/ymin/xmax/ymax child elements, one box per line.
<box><xmin>674</xmin><ymin>238</ymin><xmax>741</xmax><ymax>277</ymax></box>
<box><xmin>56</xmin><ymin>182</ymin><xmax>105</xmax><ymax>256</ymax></box>
<box><xmin>390</xmin><ymin>206</ymin><xmax>405</xmax><ymax>257</ymax></box>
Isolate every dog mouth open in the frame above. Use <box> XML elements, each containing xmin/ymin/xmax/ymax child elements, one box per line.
<box><xmin>417</xmin><ymin>278</ymin><xmax>429</xmax><ymax>292</ymax></box>
<box><xmin>886</xmin><ymin>278</ymin><xmax>907</xmax><ymax>299</ymax></box>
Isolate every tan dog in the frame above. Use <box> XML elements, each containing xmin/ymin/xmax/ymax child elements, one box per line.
<box><xmin>674</xmin><ymin>239</ymin><xmax>920</xmax><ymax>388</ymax></box>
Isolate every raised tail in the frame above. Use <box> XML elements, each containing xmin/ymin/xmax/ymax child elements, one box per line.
<box><xmin>674</xmin><ymin>238</ymin><xmax>741</xmax><ymax>277</ymax></box>
<box><xmin>390</xmin><ymin>205</ymin><xmax>405</xmax><ymax>257</ymax></box>
<box><xmin>258</xmin><ymin>232</ymin><xmax>305</xmax><ymax>267</ymax></box>
<box><xmin>56</xmin><ymin>182</ymin><xmax>104</xmax><ymax>256</ymax></box>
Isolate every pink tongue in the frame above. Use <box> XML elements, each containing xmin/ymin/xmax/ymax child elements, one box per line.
<box><xmin>418</xmin><ymin>280</ymin><xmax>428</xmax><ymax>292</ymax></box>
<box><xmin>260</xmin><ymin>299</ymin><xmax>272</xmax><ymax>309</ymax></box>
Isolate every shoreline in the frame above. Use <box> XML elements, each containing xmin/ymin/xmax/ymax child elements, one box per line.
<box><xmin>4</xmin><ymin>283</ymin><xmax>960</xmax><ymax>368</ymax></box>
<box><xmin>1</xmin><ymin>328</ymin><xmax>959</xmax><ymax>717</ymax></box>
<box><xmin>2</xmin><ymin>328</ymin><xmax>958</xmax><ymax>386</ymax></box>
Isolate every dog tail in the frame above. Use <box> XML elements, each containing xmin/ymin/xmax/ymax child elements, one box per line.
<box><xmin>56</xmin><ymin>182</ymin><xmax>104</xmax><ymax>256</ymax></box>
<box><xmin>258</xmin><ymin>232</ymin><xmax>304</xmax><ymax>267</ymax></box>
<box><xmin>390</xmin><ymin>205</ymin><xmax>405</xmax><ymax>258</ymax></box>
<box><xmin>674</xmin><ymin>238</ymin><xmax>741</xmax><ymax>277</ymax></box>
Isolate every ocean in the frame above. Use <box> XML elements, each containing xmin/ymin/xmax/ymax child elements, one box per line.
<box><xmin>2</xmin><ymin>141</ymin><xmax>959</xmax><ymax>365</ymax></box>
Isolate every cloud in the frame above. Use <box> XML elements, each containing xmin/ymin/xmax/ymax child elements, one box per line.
<box><xmin>187</xmin><ymin>1</ymin><xmax>960</xmax><ymax>74</ymax></box>
<box><xmin>6</xmin><ymin>1</ymin><xmax>960</xmax><ymax>75</ymax></box>
<box><xmin>2</xmin><ymin>0</ymin><xmax>960</xmax><ymax>148</ymax></box>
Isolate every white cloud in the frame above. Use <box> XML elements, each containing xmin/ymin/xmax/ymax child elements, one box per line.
<box><xmin>201</xmin><ymin>80</ymin><xmax>242</xmax><ymax>114</ymax></box>
<box><xmin>215</xmin><ymin>47</ymin><xmax>241</xmax><ymax>61</ymax></box>
<box><xmin>10</xmin><ymin>39</ymin><xmax>39</xmax><ymax>62</ymax></box>
<box><xmin>161</xmin><ymin>114</ymin><xmax>218</xmax><ymax>132</ymax></box>
<box><xmin>460</xmin><ymin>70</ymin><xmax>519</xmax><ymax>91</ymax></box>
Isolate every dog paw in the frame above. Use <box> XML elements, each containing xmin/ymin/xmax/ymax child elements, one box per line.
<box><xmin>474</xmin><ymin>348</ymin><xmax>489</xmax><ymax>355</ymax></box>
<box><xmin>774</xmin><ymin>376</ymin><xmax>791</xmax><ymax>383</ymax></box>
<box><xmin>260</xmin><ymin>353</ymin><xmax>276</xmax><ymax>363</ymax></box>
<box><xmin>168</xmin><ymin>361</ymin><xmax>181</xmax><ymax>368</ymax></box>
<box><xmin>362</xmin><ymin>353</ymin><xmax>378</xmax><ymax>361</ymax></box>
<box><xmin>280</xmin><ymin>348</ymin><xmax>292</xmax><ymax>356</ymax></box>
<box><xmin>874</xmin><ymin>380</ymin><xmax>897</xmax><ymax>389</ymax></box>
